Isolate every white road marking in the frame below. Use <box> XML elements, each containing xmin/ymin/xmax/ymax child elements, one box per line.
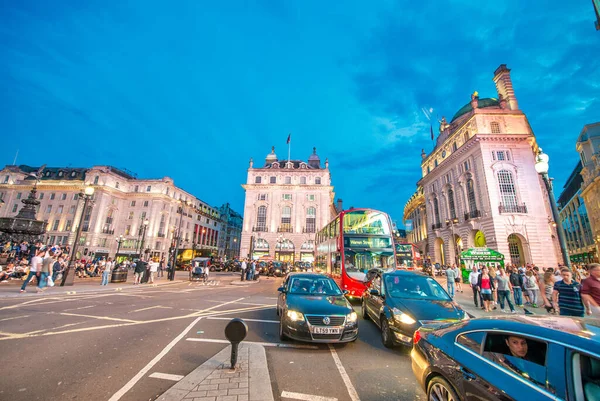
<box><xmin>108</xmin><ymin>298</ymin><xmax>246</xmax><ymax>401</ymax></box>
<box><xmin>58</xmin><ymin>312</ymin><xmax>140</xmax><ymax>323</ymax></box>
<box><xmin>328</xmin><ymin>344</ymin><xmax>360</xmax><ymax>401</ymax></box>
<box><xmin>204</xmin><ymin>299</ymin><xmax>276</xmax><ymax>307</ymax></box>
<box><xmin>281</xmin><ymin>391</ymin><xmax>338</xmax><ymax>401</ymax></box>
<box><xmin>205</xmin><ymin>317</ymin><xmax>278</xmax><ymax>324</ymax></box>
<box><xmin>130</xmin><ymin>306</ymin><xmax>172</xmax><ymax>313</ymax></box>
<box><xmin>62</xmin><ymin>305</ymin><xmax>95</xmax><ymax>312</ymax></box>
<box><xmin>185</xmin><ymin>338</ymin><xmax>318</xmax><ymax>349</ymax></box>
<box><xmin>148</xmin><ymin>372</ymin><xmax>184</xmax><ymax>381</ymax></box>
<box><xmin>0</xmin><ymin>315</ymin><xmax>30</xmax><ymax>322</ymax></box>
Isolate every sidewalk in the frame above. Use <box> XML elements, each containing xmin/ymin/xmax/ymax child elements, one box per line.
<box><xmin>0</xmin><ymin>272</ymin><xmax>186</xmax><ymax>298</ymax></box>
<box><xmin>434</xmin><ymin>276</ymin><xmax>543</xmax><ymax>318</ymax></box>
<box><xmin>158</xmin><ymin>343</ymin><xmax>273</xmax><ymax>401</ymax></box>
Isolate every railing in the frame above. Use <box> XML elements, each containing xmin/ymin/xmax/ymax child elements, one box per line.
<box><xmin>102</xmin><ymin>228</ymin><xmax>114</xmax><ymax>234</ymax></box>
<box><xmin>105</xmin><ymin>217</ymin><xmax>114</xmax><ymax>224</ymax></box>
<box><xmin>278</xmin><ymin>225</ymin><xmax>294</xmax><ymax>233</ymax></box>
<box><xmin>498</xmin><ymin>203</ymin><xmax>528</xmax><ymax>214</ymax></box>
<box><xmin>303</xmin><ymin>227</ymin><xmax>315</xmax><ymax>233</ymax></box>
<box><xmin>252</xmin><ymin>226</ymin><xmax>268</xmax><ymax>232</ymax></box>
<box><xmin>157</xmin><ymin>232</ymin><xmax>166</xmax><ymax>238</ymax></box>
<box><xmin>464</xmin><ymin>210</ymin><xmax>482</xmax><ymax>220</ymax></box>
<box><xmin>431</xmin><ymin>223</ymin><xmax>442</xmax><ymax>230</ymax></box>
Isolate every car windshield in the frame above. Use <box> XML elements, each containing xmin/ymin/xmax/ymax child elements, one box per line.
<box><xmin>385</xmin><ymin>275</ymin><xmax>451</xmax><ymax>301</ymax></box>
<box><xmin>287</xmin><ymin>276</ymin><xmax>343</xmax><ymax>296</ymax></box>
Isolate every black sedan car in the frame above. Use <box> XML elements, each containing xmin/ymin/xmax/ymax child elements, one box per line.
<box><xmin>362</xmin><ymin>269</ymin><xmax>467</xmax><ymax>348</ymax></box>
<box><xmin>412</xmin><ymin>316</ymin><xmax>600</xmax><ymax>401</ymax></box>
<box><xmin>277</xmin><ymin>273</ymin><xmax>358</xmax><ymax>343</ymax></box>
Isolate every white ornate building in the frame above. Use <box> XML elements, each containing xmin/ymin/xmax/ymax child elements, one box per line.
<box><xmin>0</xmin><ymin>165</ymin><xmax>230</xmax><ymax>261</ymax></box>
<box><xmin>418</xmin><ymin>65</ymin><xmax>561</xmax><ymax>267</ymax></box>
<box><xmin>577</xmin><ymin>122</ymin><xmax>600</xmax><ymax>259</ymax></box>
<box><xmin>240</xmin><ymin>147</ymin><xmax>337</xmax><ymax>262</ymax></box>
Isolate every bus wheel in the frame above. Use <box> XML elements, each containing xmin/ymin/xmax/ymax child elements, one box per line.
<box><xmin>361</xmin><ymin>299</ymin><xmax>370</xmax><ymax>321</ymax></box>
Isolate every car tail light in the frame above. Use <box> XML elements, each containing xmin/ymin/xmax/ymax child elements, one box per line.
<box><xmin>413</xmin><ymin>329</ymin><xmax>422</xmax><ymax>344</ymax></box>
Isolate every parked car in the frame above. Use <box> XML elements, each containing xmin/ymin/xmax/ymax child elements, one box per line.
<box><xmin>277</xmin><ymin>273</ymin><xmax>358</xmax><ymax>343</ymax></box>
<box><xmin>411</xmin><ymin>315</ymin><xmax>600</xmax><ymax>401</ymax></box>
<box><xmin>189</xmin><ymin>257</ymin><xmax>210</xmax><ymax>281</ymax></box>
<box><xmin>362</xmin><ymin>269</ymin><xmax>467</xmax><ymax>348</ymax></box>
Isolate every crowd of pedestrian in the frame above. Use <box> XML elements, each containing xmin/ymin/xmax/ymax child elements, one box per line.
<box><xmin>465</xmin><ymin>262</ymin><xmax>600</xmax><ymax>317</ymax></box>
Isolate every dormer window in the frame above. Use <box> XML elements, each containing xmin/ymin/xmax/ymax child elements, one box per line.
<box><xmin>71</xmin><ymin>171</ymin><xmax>76</xmax><ymax>177</ymax></box>
<box><xmin>58</xmin><ymin>171</ymin><xmax>64</xmax><ymax>177</ymax></box>
<box><xmin>45</xmin><ymin>171</ymin><xmax>51</xmax><ymax>177</ymax></box>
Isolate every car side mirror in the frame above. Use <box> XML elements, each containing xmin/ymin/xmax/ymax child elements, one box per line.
<box><xmin>277</xmin><ymin>286</ymin><xmax>286</xmax><ymax>293</ymax></box>
<box><xmin>369</xmin><ymin>289</ymin><xmax>380</xmax><ymax>296</ymax></box>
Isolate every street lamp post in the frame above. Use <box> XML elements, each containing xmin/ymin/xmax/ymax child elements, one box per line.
<box><xmin>61</xmin><ymin>185</ymin><xmax>95</xmax><ymax>286</ymax></box>
<box><xmin>114</xmin><ymin>234</ymin><xmax>124</xmax><ymax>260</ymax></box>
<box><xmin>169</xmin><ymin>200</ymin><xmax>189</xmax><ymax>280</ymax></box>
<box><xmin>111</xmin><ymin>234</ymin><xmax>128</xmax><ymax>283</ymax></box>
<box><xmin>445</xmin><ymin>217</ymin><xmax>460</xmax><ymax>266</ymax></box>
<box><xmin>535</xmin><ymin>148</ymin><xmax>572</xmax><ymax>269</ymax></box>
<box><xmin>139</xmin><ymin>219</ymin><xmax>149</xmax><ymax>260</ymax></box>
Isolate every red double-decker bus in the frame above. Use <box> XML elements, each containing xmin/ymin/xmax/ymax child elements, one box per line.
<box><xmin>315</xmin><ymin>208</ymin><xmax>397</xmax><ymax>298</ymax></box>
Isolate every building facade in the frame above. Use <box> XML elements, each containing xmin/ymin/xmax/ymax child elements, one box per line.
<box><xmin>576</xmin><ymin>122</ymin><xmax>600</xmax><ymax>260</ymax></box>
<box><xmin>418</xmin><ymin>64</ymin><xmax>561</xmax><ymax>267</ymax></box>
<box><xmin>403</xmin><ymin>185</ymin><xmax>428</xmax><ymax>257</ymax></box>
<box><xmin>557</xmin><ymin>161</ymin><xmax>596</xmax><ymax>264</ymax></box>
<box><xmin>0</xmin><ymin>165</ymin><xmax>229</xmax><ymax>261</ymax></box>
<box><xmin>219</xmin><ymin>203</ymin><xmax>243</xmax><ymax>260</ymax></box>
<box><xmin>240</xmin><ymin>147</ymin><xmax>335</xmax><ymax>262</ymax></box>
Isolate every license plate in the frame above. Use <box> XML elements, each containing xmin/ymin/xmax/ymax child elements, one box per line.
<box><xmin>311</xmin><ymin>326</ymin><xmax>342</xmax><ymax>334</ymax></box>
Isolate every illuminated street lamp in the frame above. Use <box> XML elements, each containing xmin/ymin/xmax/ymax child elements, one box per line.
<box><xmin>535</xmin><ymin>148</ymin><xmax>571</xmax><ymax>269</ymax></box>
<box><xmin>61</xmin><ymin>185</ymin><xmax>95</xmax><ymax>286</ymax></box>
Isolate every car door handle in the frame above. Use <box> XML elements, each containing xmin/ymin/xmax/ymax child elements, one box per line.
<box><xmin>460</xmin><ymin>367</ymin><xmax>476</xmax><ymax>381</ymax></box>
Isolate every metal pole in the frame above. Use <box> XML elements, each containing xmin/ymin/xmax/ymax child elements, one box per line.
<box><xmin>61</xmin><ymin>195</ymin><xmax>89</xmax><ymax>286</ymax></box>
<box><xmin>171</xmin><ymin>206</ymin><xmax>184</xmax><ymax>280</ymax></box>
<box><xmin>543</xmin><ymin>174</ymin><xmax>572</xmax><ymax>269</ymax></box>
<box><xmin>140</xmin><ymin>224</ymin><xmax>147</xmax><ymax>260</ymax></box>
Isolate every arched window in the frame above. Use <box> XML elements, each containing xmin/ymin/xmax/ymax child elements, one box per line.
<box><xmin>467</xmin><ymin>178</ymin><xmax>477</xmax><ymax>213</ymax></box>
<box><xmin>257</xmin><ymin>206</ymin><xmax>267</xmax><ymax>231</ymax></box>
<box><xmin>433</xmin><ymin>198</ymin><xmax>441</xmax><ymax>225</ymax></box>
<box><xmin>490</xmin><ymin>121</ymin><xmax>501</xmax><ymax>133</ymax></box>
<box><xmin>306</xmin><ymin>207</ymin><xmax>316</xmax><ymax>233</ymax></box>
<box><xmin>447</xmin><ymin>188</ymin><xmax>456</xmax><ymax>219</ymax></box>
<box><xmin>498</xmin><ymin>170</ymin><xmax>518</xmax><ymax>212</ymax></box>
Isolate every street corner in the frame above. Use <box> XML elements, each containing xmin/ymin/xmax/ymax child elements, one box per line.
<box><xmin>158</xmin><ymin>342</ymin><xmax>273</xmax><ymax>401</ymax></box>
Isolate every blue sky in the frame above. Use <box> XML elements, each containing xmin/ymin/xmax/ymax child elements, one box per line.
<box><xmin>1</xmin><ymin>1</ymin><xmax>598</xmax><ymax>226</ymax></box>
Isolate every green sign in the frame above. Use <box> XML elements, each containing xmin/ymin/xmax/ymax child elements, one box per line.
<box><xmin>344</xmin><ymin>237</ymin><xmax>392</xmax><ymax>248</ymax></box>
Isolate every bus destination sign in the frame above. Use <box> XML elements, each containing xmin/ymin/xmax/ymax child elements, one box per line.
<box><xmin>345</xmin><ymin>237</ymin><xmax>392</xmax><ymax>248</ymax></box>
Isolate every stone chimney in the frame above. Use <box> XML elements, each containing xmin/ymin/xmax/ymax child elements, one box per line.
<box><xmin>336</xmin><ymin>198</ymin><xmax>343</xmax><ymax>212</ymax></box>
<box><xmin>493</xmin><ymin>64</ymin><xmax>518</xmax><ymax>110</ymax></box>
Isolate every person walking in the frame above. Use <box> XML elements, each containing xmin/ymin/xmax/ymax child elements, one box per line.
<box><xmin>51</xmin><ymin>255</ymin><xmax>64</xmax><ymax>283</ymax></box>
<box><xmin>20</xmin><ymin>249</ymin><xmax>43</xmax><ymax>293</ymax></box>
<box><xmin>581</xmin><ymin>263</ymin><xmax>600</xmax><ymax>316</ymax></box>
<box><xmin>445</xmin><ymin>265</ymin><xmax>457</xmax><ymax>298</ymax></box>
<box><xmin>38</xmin><ymin>249</ymin><xmax>55</xmax><ymax>293</ymax></box>
<box><xmin>553</xmin><ymin>268</ymin><xmax>585</xmax><ymax>317</ymax></box>
<box><xmin>496</xmin><ymin>268</ymin><xmax>516</xmax><ymax>313</ymax></box>
<box><xmin>540</xmin><ymin>268</ymin><xmax>557</xmax><ymax>314</ymax></box>
<box><xmin>101</xmin><ymin>257</ymin><xmax>113</xmax><ymax>286</ymax></box>
<box><xmin>240</xmin><ymin>259</ymin><xmax>247</xmax><ymax>281</ymax></box>
<box><xmin>203</xmin><ymin>262</ymin><xmax>210</xmax><ymax>283</ymax></box>
<box><xmin>247</xmin><ymin>260</ymin><xmax>255</xmax><ymax>281</ymax></box>
<box><xmin>134</xmin><ymin>260</ymin><xmax>145</xmax><ymax>285</ymax></box>
<box><xmin>453</xmin><ymin>265</ymin><xmax>463</xmax><ymax>293</ymax></box>
<box><xmin>468</xmin><ymin>267</ymin><xmax>482</xmax><ymax>307</ymax></box>
<box><xmin>509</xmin><ymin>267</ymin><xmax>524</xmax><ymax>307</ymax></box>
<box><xmin>148</xmin><ymin>260</ymin><xmax>158</xmax><ymax>284</ymax></box>
<box><xmin>476</xmin><ymin>266</ymin><xmax>495</xmax><ymax>312</ymax></box>
<box><xmin>525</xmin><ymin>270</ymin><xmax>540</xmax><ymax>308</ymax></box>
<box><xmin>158</xmin><ymin>259</ymin><xmax>165</xmax><ymax>278</ymax></box>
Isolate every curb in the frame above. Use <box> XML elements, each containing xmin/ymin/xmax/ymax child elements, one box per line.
<box><xmin>158</xmin><ymin>343</ymin><xmax>273</xmax><ymax>401</ymax></box>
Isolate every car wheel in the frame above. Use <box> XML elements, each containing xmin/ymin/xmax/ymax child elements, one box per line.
<box><xmin>361</xmin><ymin>299</ymin><xmax>370</xmax><ymax>321</ymax></box>
<box><xmin>380</xmin><ymin>317</ymin><xmax>394</xmax><ymax>348</ymax></box>
<box><xmin>279</xmin><ymin>317</ymin><xmax>288</xmax><ymax>341</ymax></box>
<box><xmin>427</xmin><ymin>376</ymin><xmax>459</xmax><ymax>401</ymax></box>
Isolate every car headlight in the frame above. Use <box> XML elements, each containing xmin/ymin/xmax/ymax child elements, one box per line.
<box><xmin>347</xmin><ymin>312</ymin><xmax>358</xmax><ymax>323</ymax></box>
<box><xmin>392</xmin><ymin>308</ymin><xmax>416</xmax><ymax>325</ymax></box>
<box><xmin>287</xmin><ymin>310</ymin><xmax>304</xmax><ymax>321</ymax></box>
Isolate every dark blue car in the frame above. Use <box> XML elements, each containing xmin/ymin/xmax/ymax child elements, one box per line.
<box><xmin>411</xmin><ymin>315</ymin><xmax>600</xmax><ymax>401</ymax></box>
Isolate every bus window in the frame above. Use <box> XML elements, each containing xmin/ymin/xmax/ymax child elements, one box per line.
<box><xmin>343</xmin><ymin>210</ymin><xmax>391</xmax><ymax>235</ymax></box>
<box><xmin>345</xmin><ymin>249</ymin><xmax>395</xmax><ymax>277</ymax></box>
<box><xmin>333</xmin><ymin>253</ymin><xmax>341</xmax><ymax>276</ymax></box>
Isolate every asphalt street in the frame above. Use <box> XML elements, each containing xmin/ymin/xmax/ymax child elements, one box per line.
<box><xmin>0</xmin><ymin>273</ymin><xmax>425</xmax><ymax>401</ymax></box>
